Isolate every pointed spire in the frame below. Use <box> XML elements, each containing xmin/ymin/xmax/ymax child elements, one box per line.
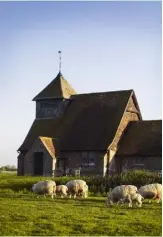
<box><xmin>32</xmin><ymin>52</ymin><xmax>76</xmax><ymax>101</ymax></box>
<box><xmin>58</xmin><ymin>51</ymin><xmax>62</xmax><ymax>73</ymax></box>
<box><xmin>32</xmin><ymin>73</ymin><xmax>77</xmax><ymax>101</ymax></box>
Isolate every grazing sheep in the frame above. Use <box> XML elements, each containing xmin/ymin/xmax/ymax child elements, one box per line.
<box><xmin>32</xmin><ymin>180</ymin><xmax>56</xmax><ymax>199</ymax></box>
<box><xmin>106</xmin><ymin>185</ymin><xmax>138</xmax><ymax>207</ymax></box>
<box><xmin>76</xmin><ymin>184</ymin><xmax>88</xmax><ymax>198</ymax></box>
<box><xmin>66</xmin><ymin>179</ymin><xmax>88</xmax><ymax>198</ymax></box>
<box><xmin>118</xmin><ymin>193</ymin><xmax>144</xmax><ymax>207</ymax></box>
<box><xmin>55</xmin><ymin>185</ymin><xmax>68</xmax><ymax>198</ymax></box>
<box><xmin>138</xmin><ymin>183</ymin><xmax>162</xmax><ymax>203</ymax></box>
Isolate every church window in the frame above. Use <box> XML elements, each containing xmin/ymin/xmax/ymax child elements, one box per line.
<box><xmin>81</xmin><ymin>152</ymin><xmax>88</xmax><ymax>159</ymax></box>
<box><xmin>81</xmin><ymin>152</ymin><xmax>95</xmax><ymax>168</ymax></box>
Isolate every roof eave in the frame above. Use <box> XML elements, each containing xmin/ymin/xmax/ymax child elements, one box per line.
<box><xmin>107</xmin><ymin>89</ymin><xmax>133</xmax><ymax>150</ymax></box>
<box><xmin>32</xmin><ymin>96</ymin><xmax>73</xmax><ymax>101</ymax></box>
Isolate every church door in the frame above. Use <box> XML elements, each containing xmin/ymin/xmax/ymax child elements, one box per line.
<box><xmin>34</xmin><ymin>152</ymin><xmax>44</xmax><ymax>176</ymax></box>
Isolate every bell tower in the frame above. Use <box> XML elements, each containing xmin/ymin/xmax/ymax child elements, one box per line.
<box><xmin>32</xmin><ymin>51</ymin><xmax>76</xmax><ymax>119</ymax></box>
<box><xmin>32</xmin><ymin>72</ymin><xmax>76</xmax><ymax>119</ymax></box>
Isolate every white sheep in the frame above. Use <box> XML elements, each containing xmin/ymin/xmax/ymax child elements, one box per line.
<box><xmin>66</xmin><ymin>179</ymin><xmax>88</xmax><ymax>198</ymax></box>
<box><xmin>106</xmin><ymin>185</ymin><xmax>138</xmax><ymax>207</ymax></box>
<box><xmin>118</xmin><ymin>193</ymin><xmax>144</xmax><ymax>207</ymax></box>
<box><xmin>55</xmin><ymin>185</ymin><xmax>68</xmax><ymax>198</ymax></box>
<box><xmin>76</xmin><ymin>184</ymin><xmax>88</xmax><ymax>198</ymax></box>
<box><xmin>138</xmin><ymin>183</ymin><xmax>162</xmax><ymax>203</ymax></box>
<box><xmin>32</xmin><ymin>180</ymin><xmax>56</xmax><ymax>199</ymax></box>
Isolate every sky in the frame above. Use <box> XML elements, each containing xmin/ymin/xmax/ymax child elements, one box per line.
<box><xmin>0</xmin><ymin>1</ymin><xmax>162</xmax><ymax>166</ymax></box>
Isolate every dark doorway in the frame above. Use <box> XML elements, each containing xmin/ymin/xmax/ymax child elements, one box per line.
<box><xmin>34</xmin><ymin>152</ymin><xmax>44</xmax><ymax>175</ymax></box>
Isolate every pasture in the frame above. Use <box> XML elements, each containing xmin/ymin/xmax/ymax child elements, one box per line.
<box><xmin>0</xmin><ymin>173</ymin><xmax>162</xmax><ymax>236</ymax></box>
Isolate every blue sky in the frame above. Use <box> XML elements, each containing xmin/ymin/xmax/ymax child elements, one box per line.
<box><xmin>0</xmin><ymin>1</ymin><xmax>162</xmax><ymax>166</ymax></box>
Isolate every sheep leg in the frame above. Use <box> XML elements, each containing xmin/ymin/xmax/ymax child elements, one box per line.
<box><xmin>138</xmin><ymin>202</ymin><xmax>142</xmax><ymax>207</ymax></box>
<box><xmin>117</xmin><ymin>199</ymin><xmax>123</xmax><ymax>206</ymax></box>
<box><xmin>156</xmin><ymin>197</ymin><xmax>161</xmax><ymax>203</ymax></box>
<box><xmin>136</xmin><ymin>201</ymin><xmax>142</xmax><ymax>207</ymax></box>
<box><xmin>109</xmin><ymin>200</ymin><xmax>114</xmax><ymax>206</ymax></box>
<box><xmin>155</xmin><ymin>194</ymin><xmax>162</xmax><ymax>203</ymax></box>
<box><xmin>128</xmin><ymin>197</ymin><xmax>132</xmax><ymax>208</ymax></box>
<box><xmin>117</xmin><ymin>201</ymin><xmax>120</xmax><ymax>205</ymax></box>
<box><xmin>63</xmin><ymin>193</ymin><xmax>67</xmax><ymax>198</ymax></box>
<box><xmin>117</xmin><ymin>201</ymin><xmax>122</xmax><ymax>206</ymax></box>
<box><xmin>50</xmin><ymin>193</ymin><xmax>54</xmax><ymax>199</ymax></box>
<box><xmin>106</xmin><ymin>199</ymin><xmax>111</xmax><ymax>207</ymax></box>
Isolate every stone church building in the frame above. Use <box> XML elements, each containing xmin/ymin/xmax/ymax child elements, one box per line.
<box><xmin>17</xmin><ymin>72</ymin><xmax>162</xmax><ymax>176</ymax></box>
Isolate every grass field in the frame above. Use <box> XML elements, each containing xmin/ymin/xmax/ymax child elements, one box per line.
<box><xmin>0</xmin><ymin>194</ymin><xmax>162</xmax><ymax>236</ymax></box>
<box><xmin>0</xmin><ymin>173</ymin><xmax>162</xmax><ymax>236</ymax></box>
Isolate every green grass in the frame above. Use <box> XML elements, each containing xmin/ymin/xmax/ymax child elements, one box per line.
<box><xmin>0</xmin><ymin>173</ymin><xmax>162</xmax><ymax>236</ymax></box>
<box><xmin>0</xmin><ymin>194</ymin><xmax>162</xmax><ymax>236</ymax></box>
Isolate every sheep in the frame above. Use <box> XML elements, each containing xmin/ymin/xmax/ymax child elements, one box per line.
<box><xmin>106</xmin><ymin>185</ymin><xmax>138</xmax><ymax>207</ymax></box>
<box><xmin>138</xmin><ymin>183</ymin><xmax>162</xmax><ymax>203</ymax></box>
<box><xmin>32</xmin><ymin>180</ymin><xmax>56</xmax><ymax>199</ymax></box>
<box><xmin>55</xmin><ymin>185</ymin><xmax>68</xmax><ymax>198</ymax></box>
<box><xmin>66</xmin><ymin>179</ymin><xmax>88</xmax><ymax>198</ymax></box>
<box><xmin>76</xmin><ymin>184</ymin><xmax>88</xmax><ymax>198</ymax></box>
<box><xmin>118</xmin><ymin>193</ymin><xmax>144</xmax><ymax>207</ymax></box>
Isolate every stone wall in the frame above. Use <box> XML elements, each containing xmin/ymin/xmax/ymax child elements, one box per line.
<box><xmin>23</xmin><ymin>138</ymin><xmax>56</xmax><ymax>176</ymax></box>
<box><xmin>60</xmin><ymin>151</ymin><xmax>106</xmax><ymax>176</ymax></box>
<box><xmin>115</xmin><ymin>155</ymin><xmax>162</xmax><ymax>173</ymax></box>
<box><xmin>17</xmin><ymin>152</ymin><xmax>26</xmax><ymax>175</ymax></box>
<box><xmin>18</xmin><ymin>147</ymin><xmax>106</xmax><ymax>177</ymax></box>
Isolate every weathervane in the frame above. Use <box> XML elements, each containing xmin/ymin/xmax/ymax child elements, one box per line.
<box><xmin>58</xmin><ymin>51</ymin><xmax>62</xmax><ymax>73</ymax></box>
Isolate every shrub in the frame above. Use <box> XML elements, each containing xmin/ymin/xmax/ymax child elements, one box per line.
<box><xmin>0</xmin><ymin>170</ymin><xmax>161</xmax><ymax>196</ymax></box>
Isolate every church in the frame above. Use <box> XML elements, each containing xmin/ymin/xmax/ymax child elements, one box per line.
<box><xmin>17</xmin><ymin>71</ymin><xmax>162</xmax><ymax>176</ymax></box>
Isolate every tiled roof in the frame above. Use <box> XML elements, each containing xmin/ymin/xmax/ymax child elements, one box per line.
<box><xmin>117</xmin><ymin>120</ymin><xmax>162</xmax><ymax>156</ymax></box>
<box><xmin>19</xmin><ymin>90</ymin><xmax>134</xmax><ymax>151</ymax></box>
<box><xmin>32</xmin><ymin>72</ymin><xmax>76</xmax><ymax>101</ymax></box>
<box><xmin>18</xmin><ymin>118</ymin><xmax>61</xmax><ymax>151</ymax></box>
<box><xmin>60</xmin><ymin>90</ymin><xmax>133</xmax><ymax>150</ymax></box>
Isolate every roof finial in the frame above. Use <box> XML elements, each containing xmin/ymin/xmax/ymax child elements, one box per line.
<box><xmin>58</xmin><ymin>50</ymin><xmax>62</xmax><ymax>73</ymax></box>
